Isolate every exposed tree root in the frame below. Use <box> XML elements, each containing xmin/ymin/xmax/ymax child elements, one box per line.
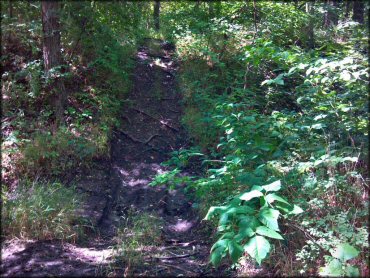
<box><xmin>131</xmin><ymin>107</ymin><xmax>179</xmax><ymax>132</ymax></box>
<box><xmin>117</xmin><ymin>131</ymin><xmax>161</xmax><ymax>145</ymax></box>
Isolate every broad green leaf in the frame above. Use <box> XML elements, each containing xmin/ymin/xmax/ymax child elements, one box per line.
<box><xmin>238</xmin><ymin>215</ymin><xmax>260</xmax><ymax>231</ymax></box>
<box><xmin>262</xmin><ymin>180</ymin><xmax>281</xmax><ymax>192</ymax></box>
<box><xmin>319</xmin><ymin>259</ymin><xmax>342</xmax><ymax>276</ymax></box>
<box><xmin>287</xmin><ymin>204</ymin><xmax>303</xmax><ymax>215</ymax></box>
<box><xmin>211</xmin><ymin>239</ymin><xmax>229</xmax><ymax>252</ymax></box>
<box><xmin>235</xmin><ymin>216</ymin><xmax>259</xmax><ymax>242</ymax></box>
<box><xmin>256</xmin><ymin>226</ymin><xmax>283</xmax><ymax>240</ymax></box>
<box><xmin>228</xmin><ymin>240</ymin><xmax>244</xmax><ymax>263</ymax></box>
<box><xmin>234</xmin><ymin>228</ymin><xmax>255</xmax><ymax>242</ymax></box>
<box><xmin>204</xmin><ymin>206</ymin><xmax>227</xmax><ymax>220</ymax></box>
<box><xmin>219</xmin><ymin>212</ymin><xmax>229</xmax><ymax>225</ymax></box>
<box><xmin>345</xmin><ymin>266</ymin><xmax>360</xmax><ymax>277</ymax></box>
<box><xmin>340</xmin><ymin>71</ymin><xmax>352</xmax><ymax>81</ymax></box>
<box><xmin>275</xmin><ymin>77</ymin><xmax>284</xmax><ymax>85</ymax></box>
<box><xmin>342</xmin><ymin>157</ymin><xmax>358</xmax><ymax>162</ymax></box>
<box><xmin>220</xmin><ymin>232</ymin><xmax>235</xmax><ymax>240</ymax></box>
<box><xmin>232</xmin><ymin>206</ymin><xmax>255</xmax><ymax>215</ymax></box>
<box><xmin>258</xmin><ymin>208</ymin><xmax>280</xmax><ymax>231</ymax></box>
<box><xmin>240</xmin><ymin>190</ymin><xmax>263</xmax><ymax>201</ymax></box>
<box><xmin>244</xmin><ymin>235</ymin><xmax>270</xmax><ymax>265</ymax></box>
<box><xmin>331</xmin><ymin>243</ymin><xmax>359</xmax><ymax>262</ymax></box>
<box><xmin>265</xmin><ymin>193</ymin><xmax>290</xmax><ymax>205</ymax></box>
<box><xmin>210</xmin><ymin>239</ymin><xmax>229</xmax><ymax>267</ymax></box>
<box><xmin>251</xmin><ymin>185</ymin><xmax>264</xmax><ymax>191</ymax></box>
<box><xmin>210</xmin><ymin>246</ymin><xmax>224</xmax><ymax>267</ymax></box>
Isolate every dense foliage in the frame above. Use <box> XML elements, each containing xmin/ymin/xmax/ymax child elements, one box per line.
<box><xmin>1</xmin><ymin>1</ymin><xmax>368</xmax><ymax>276</ymax></box>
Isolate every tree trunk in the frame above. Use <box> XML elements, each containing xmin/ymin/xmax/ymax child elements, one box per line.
<box><xmin>154</xmin><ymin>1</ymin><xmax>160</xmax><ymax>31</ymax></box>
<box><xmin>41</xmin><ymin>1</ymin><xmax>66</xmax><ymax>125</ymax></box>
<box><xmin>9</xmin><ymin>0</ymin><xmax>13</xmax><ymax>18</ymax></box>
<box><xmin>345</xmin><ymin>1</ymin><xmax>352</xmax><ymax>19</ymax></box>
<box><xmin>353</xmin><ymin>0</ymin><xmax>365</xmax><ymax>23</ymax></box>
<box><xmin>324</xmin><ymin>0</ymin><xmax>339</xmax><ymax>27</ymax></box>
<box><xmin>294</xmin><ymin>0</ymin><xmax>298</xmax><ymax>8</ymax></box>
<box><xmin>209</xmin><ymin>2</ymin><xmax>214</xmax><ymax>17</ymax></box>
<box><xmin>306</xmin><ymin>2</ymin><xmax>315</xmax><ymax>49</ymax></box>
<box><xmin>253</xmin><ymin>0</ymin><xmax>258</xmax><ymax>36</ymax></box>
<box><xmin>194</xmin><ymin>1</ymin><xmax>200</xmax><ymax>12</ymax></box>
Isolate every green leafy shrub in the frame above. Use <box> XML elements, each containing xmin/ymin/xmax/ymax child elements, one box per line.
<box><xmin>2</xmin><ymin>181</ymin><xmax>86</xmax><ymax>242</ymax></box>
<box><xmin>19</xmin><ymin>128</ymin><xmax>98</xmax><ymax>178</ymax></box>
<box><xmin>167</xmin><ymin>3</ymin><xmax>368</xmax><ymax>275</ymax></box>
<box><xmin>205</xmin><ymin>180</ymin><xmax>303</xmax><ymax>266</ymax></box>
<box><xmin>319</xmin><ymin>243</ymin><xmax>360</xmax><ymax>277</ymax></box>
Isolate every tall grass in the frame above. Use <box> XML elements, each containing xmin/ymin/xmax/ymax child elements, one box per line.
<box><xmin>112</xmin><ymin>209</ymin><xmax>164</xmax><ymax>275</ymax></box>
<box><xmin>2</xmin><ymin>181</ymin><xmax>86</xmax><ymax>242</ymax></box>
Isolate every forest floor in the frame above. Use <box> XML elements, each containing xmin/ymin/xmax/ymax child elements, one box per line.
<box><xmin>1</xmin><ymin>39</ymin><xmax>236</xmax><ymax>277</ymax></box>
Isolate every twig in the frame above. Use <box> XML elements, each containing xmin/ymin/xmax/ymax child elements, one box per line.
<box><xmin>160</xmin><ymin>263</ymin><xmax>198</xmax><ymax>274</ymax></box>
<box><xmin>132</xmin><ymin>107</ymin><xmax>179</xmax><ymax>132</ymax></box>
<box><xmin>121</xmin><ymin>115</ymin><xmax>131</xmax><ymax>125</ymax></box>
<box><xmin>153</xmin><ymin>252</ymin><xmax>197</xmax><ymax>260</ymax></box>
<box><xmin>132</xmin><ymin>146</ymin><xmax>164</xmax><ymax>158</ymax></box>
<box><xmin>203</xmin><ymin>160</ymin><xmax>226</xmax><ymax>164</ymax></box>
<box><xmin>68</xmin><ymin>18</ymin><xmax>87</xmax><ymax>62</ymax></box>
<box><xmin>160</xmin><ymin>97</ymin><xmax>176</xmax><ymax>101</ymax></box>
<box><xmin>291</xmin><ymin>223</ymin><xmax>326</xmax><ymax>252</ymax></box>
<box><xmin>168</xmin><ymin>108</ymin><xmax>180</xmax><ymax>113</ymax></box>
<box><xmin>161</xmin><ymin>69</ymin><xmax>175</xmax><ymax>77</ymax></box>
<box><xmin>253</xmin><ymin>0</ymin><xmax>258</xmax><ymax>39</ymax></box>
<box><xmin>164</xmin><ymin>239</ymin><xmax>197</xmax><ymax>246</ymax></box>
<box><xmin>1</xmin><ymin>116</ymin><xmax>16</xmax><ymax>123</ymax></box>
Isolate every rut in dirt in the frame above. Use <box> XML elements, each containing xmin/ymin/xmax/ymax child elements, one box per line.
<box><xmin>95</xmin><ymin>38</ymin><xmax>222</xmax><ymax>276</ymax></box>
<box><xmin>1</xmin><ymin>39</ymin><xmax>230</xmax><ymax>277</ymax></box>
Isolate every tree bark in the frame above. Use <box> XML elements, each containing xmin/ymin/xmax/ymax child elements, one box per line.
<box><xmin>253</xmin><ymin>0</ymin><xmax>258</xmax><ymax>37</ymax></box>
<box><xmin>154</xmin><ymin>1</ymin><xmax>160</xmax><ymax>31</ymax></box>
<box><xmin>194</xmin><ymin>1</ymin><xmax>200</xmax><ymax>13</ymax></box>
<box><xmin>353</xmin><ymin>0</ymin><xmax>365</xmax><ymax>23</ymax></box>
<box><xmin>306</xmin><ymin>2</ymin><xmax>315</xmax><ymax>49</ymax></box>
<box><xmin>41</xmin><ymin>1</ymin><xmax>66</xmax><ymax>125</ymax></box>
<box><xmin>209</xmin><ymin>2</ymin><xmax>214</xmax><ymax>17</ymax></box>
<box><xmin>9</xmin><ymin>0</ymin><xmax>13</xmax><ymax>18</ymax></box>
<box><xmin>324</xmin><ymin>0</ymin><xmax>339</xmax><ymax>27</ymax></box>
<box><xmin>345</xmin><ymin>1</ymin><xmax>351</xmax><ymax>18</ymax></box>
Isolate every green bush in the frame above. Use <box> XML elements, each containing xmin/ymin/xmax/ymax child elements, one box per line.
<box><xmin>19</xmin><ymin>128</ymin><xmax>98</xmax><ymax>178</ymax></box>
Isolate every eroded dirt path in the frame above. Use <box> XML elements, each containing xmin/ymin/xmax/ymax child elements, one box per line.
<box><xmin>1</xmin><ymin>39</ymin><xmax>230</xmax><ymax>277</ymax></box>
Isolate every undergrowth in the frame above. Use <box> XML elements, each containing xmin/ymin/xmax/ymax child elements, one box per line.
<box><xmin>110</xmin><ymin>209</ymin><xmax>164</xmax><ymax>276</ymax></box>
<box><xmin>1</xmin><ymin>181</ymin><xmax>87</xmax><ymax>242</ymax></box>
<box><xmin>153</xmin><ymin>2</ymin><xmax>369</xmax><ymax>276</ymax></box>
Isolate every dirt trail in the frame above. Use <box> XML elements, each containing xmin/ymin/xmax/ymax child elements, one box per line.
<box><xmin>1</xmin><ymin>39</ymin><xmax>230</xmax><ymax>277</ymax></box>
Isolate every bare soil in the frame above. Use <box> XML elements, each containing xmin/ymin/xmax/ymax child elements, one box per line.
<box><xmin>1</xmin><ymin>39</ymin><xmax>234</xmax><ymax>277</ymax></box>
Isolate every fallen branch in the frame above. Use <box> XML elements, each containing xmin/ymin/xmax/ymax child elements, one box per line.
<box><xmin>132</xmin><ymin>107</ymin><xmax>179</xmax><ymax>132</ymax></box>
